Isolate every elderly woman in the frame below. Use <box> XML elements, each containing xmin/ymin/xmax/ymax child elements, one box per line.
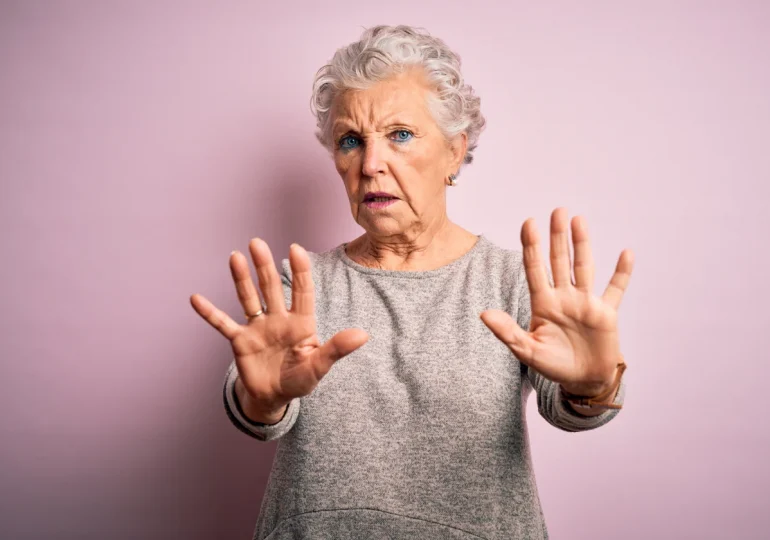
<box><xmin>190</xmin><ymin>25</ymin><xmax>633</xmax><ymax>540</ymax></box>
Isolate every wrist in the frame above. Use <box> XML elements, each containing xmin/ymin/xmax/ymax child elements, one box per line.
<box><xmin>559</xmin><ymin>379</ymin><xmax>614</xmax><ymax>398</ymax></box>
<box><xmin>560</xmin><ymin>358</ymin><xmax>625</xmax><ymax>397</ymax></box>
<box><xmin>234</xmin><ymin>376</ymin><xmax>288</xmax><ymax>425</ymax></box>
<box><xmin>560</xmin><ymin>357</ymin><xmax>627</xmax><ymax>412</ymax></box>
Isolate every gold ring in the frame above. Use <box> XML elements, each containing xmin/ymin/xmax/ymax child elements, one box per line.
<box><xmin>245</xmin><ymin>308</ymin><xmax>264</xmax><ymax>320</ymax></box>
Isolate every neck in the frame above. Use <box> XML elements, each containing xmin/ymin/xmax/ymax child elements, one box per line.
<box><xmin>346</xmin><ymin>220</ymin><xmax>477</xmax><ymax>271</ymax></box>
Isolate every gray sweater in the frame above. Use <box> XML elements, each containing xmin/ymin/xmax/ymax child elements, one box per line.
<box><xmin>222</xmin><ymin>233</ymin><xmax>626</xmax><ymax>539</ymax></box>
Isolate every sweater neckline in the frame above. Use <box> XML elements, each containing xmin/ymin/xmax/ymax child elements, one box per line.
<box><xmin>336</xmin><ymin>234</ymin><xmax>487</xmax><ymax>279</ymax></box>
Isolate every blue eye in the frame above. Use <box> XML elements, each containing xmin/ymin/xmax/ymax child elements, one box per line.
<box><xmin>339</xmin><ymin>135</ymin><xmax>360</xmax><ymax>149</ymax></box>
<box><xmin>392</xmin><ymin>130</ymin><xmax>413</xmax><ymax>142</ymax></box>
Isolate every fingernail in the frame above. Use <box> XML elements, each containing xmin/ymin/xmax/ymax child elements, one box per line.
<box><xmin>230</xmin><ymin>250</ymin><xmax>237</xmax><ymax>257</ymax></box>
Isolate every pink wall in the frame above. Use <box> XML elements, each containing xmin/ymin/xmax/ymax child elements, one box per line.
<box><xmin>1</xmin><ymin>1</ymin><xmax>768</xmax><ymax>538</ymax></box>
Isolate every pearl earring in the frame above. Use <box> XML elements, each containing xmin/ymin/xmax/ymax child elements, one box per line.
<box><xmin>448</xmin><ymin>173</ymin><xmax>458</xmax><ymax>186</ymax></box>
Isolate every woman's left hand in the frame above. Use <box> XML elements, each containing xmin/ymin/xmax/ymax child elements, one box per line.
<box><xmin>480</xmin><ymin>208</ymin><xmax>634</xmax><ymax>397</ymax></box>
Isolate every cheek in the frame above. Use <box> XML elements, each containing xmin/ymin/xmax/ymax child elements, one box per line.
<box><xmin>334</xmin><ymin>154</ymin><xmax>360</xmax><ymax>195</ymax></box>
<box><xmin>394</xmin><ymin>147</ymin><xmax>441</xmax><ymax>187</ymax></box>
<box><xmin>334</xmin><ymin>147</ymin><xmax>360</xmax><ymax>171</ymax></box>
<box><xmin>399</xmin><ymin>137</ymin><xmax>442</xmax><ymax>170</ymax></box>
<box><xmin>334</xmin><ymin>154</ymin><xmax>352</xmax><ymax>181</ymax></box>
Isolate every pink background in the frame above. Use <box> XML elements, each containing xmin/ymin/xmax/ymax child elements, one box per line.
<box><xmin>1</xmin><ymin>1</ymin><xmax>768</xmax><ymax>538</ymax></box>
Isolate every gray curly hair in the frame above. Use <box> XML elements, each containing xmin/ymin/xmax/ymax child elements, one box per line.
<box><xmin>310</xmin><ymin>25</ymin><xmax>486</xmax><ymax>167</ymax></box>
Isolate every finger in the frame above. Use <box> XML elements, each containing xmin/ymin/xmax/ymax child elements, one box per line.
<box><xmin>314</xmin><ymin>328</ymin><xmax>370</xmax><ymax>376</ymax></box>
<box><xmin>550</xmin><ymin>207</ymin><xmax>572</xmax><ymax>288</ymax></box>
<box><xmin>189</xmin><ymin>293</ymin><xmax>243</xmax><ymax>341</ymax></box>
<box><xmin>521</xmin><ymin>218</ymin><xmax>552</xmax><ymax>295</ymax></box>
<box><xmin>248</xmin><ymin>238</ymin><xmax>288</xmax><ymax>315</ymax></box>
<box><xmin>479</xmin><ymin>309</ymin><xmax>539</xmax><ymax>367</ymax></box>
<box><xmin>288</xmin><ymin>243</ymin><xmax>315</xmax><ymax>316</ymax></box>
<box><xmin>571</xmin><ymin>215</ymin><xmax>595</xmax><ymax>294</ymax></box>
<box><xmin>229</xmin><ymin>251</ymin><xmax>264</xmax><ymax>320</ymax></box>
<box><xmin>601</xmin><ymin>249</ymin><xmax>634</xmax><ymax>310</ymax></box>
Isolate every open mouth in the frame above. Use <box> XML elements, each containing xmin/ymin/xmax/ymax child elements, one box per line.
<box><xmin>362</xmin><ymin>196</ymin><xmax>399</xmax><ymax>209</ymax></box>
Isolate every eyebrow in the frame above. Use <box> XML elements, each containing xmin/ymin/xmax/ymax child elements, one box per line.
<box><xmin>332</xmin><ymin>116</ymin><xmax>415</xmax><ymax>138</ymax></box>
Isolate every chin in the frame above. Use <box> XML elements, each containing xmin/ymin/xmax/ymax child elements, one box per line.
<box><xmin>359</xmin><ymin>222</ymin><xmax>405</xmax><ymax>238</ymax></box>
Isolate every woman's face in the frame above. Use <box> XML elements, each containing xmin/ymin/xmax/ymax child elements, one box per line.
<box><xmin>330</xmin><ymin>68</ymin><xmax>466</xmax><ymax>241</ymax></box>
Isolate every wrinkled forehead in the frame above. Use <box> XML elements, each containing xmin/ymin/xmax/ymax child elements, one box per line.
<box><xmin>330</xmin><ymin>72</ymin><xmax>436</xmax><ymax>136</ymax></box>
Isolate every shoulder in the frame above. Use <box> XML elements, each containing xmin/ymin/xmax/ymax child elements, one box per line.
<box><xmin>474</xmin><ymin>235</ymin><xmax>526</xmax><ymax>286</ymax></box>
<box><xmin>469</xmin><ymin>236</ymin><xmax>531</xmax><ymax>322</ymax></box>
<box><xmin>278</xmin><ymin>242</ymin><xmax>343</xmax><ymax>285</ymax></box>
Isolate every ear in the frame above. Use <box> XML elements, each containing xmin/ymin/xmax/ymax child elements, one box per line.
<box><xmin>447</xmin><ymin>132</ymin><xmax>468</xmax><ymax>173</ymax></box>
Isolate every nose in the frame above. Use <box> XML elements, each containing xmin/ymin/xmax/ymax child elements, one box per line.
<box><xmin>361</xmin><ymin>138</ymin><xmax>386</xmax><ymax>178</ymax></box>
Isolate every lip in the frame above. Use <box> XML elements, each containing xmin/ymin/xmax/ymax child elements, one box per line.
<box><xmin>363</xmin><ymin>198</ymin><xmax>399</xmax><ymax>210</ymax></box>
<box><xmin>363</xmin><ymin>191</ymin><xmax>398</xmax><ymax>202</ymax></box>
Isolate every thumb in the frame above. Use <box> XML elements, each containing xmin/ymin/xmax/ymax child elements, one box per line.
<box><xmin>480</xmin><ymin>309</ymin><xmax>536</xmax><ymax>365</ymax></box>
<box><xmin>314</xmin><ymin>328</ymin><xmax>370</xmax><ymax>375</ymax></box>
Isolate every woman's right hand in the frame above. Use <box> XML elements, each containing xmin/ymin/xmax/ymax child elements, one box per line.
<box><xmin>190</xmin><ymin>238</ymin><xmax>369</xmax><ymax>419</ymax></box>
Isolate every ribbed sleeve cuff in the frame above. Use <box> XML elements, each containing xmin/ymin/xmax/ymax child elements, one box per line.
<box><xmin>222</xmin><ymin>360</ymin><xmax>300</xmax><ymax>441</ymax></box>
<box><xmin>553</xmin><ymin>373</ymin><xmax>626</xmax><ymax>431</ymax></box>
<box><xmin>529</xmin><ymin>365</ymin><xmax>627</xmax><ymax>433</ymax></box>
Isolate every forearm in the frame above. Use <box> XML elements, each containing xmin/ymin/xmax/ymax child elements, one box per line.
<box><xmin>234</xmin><ymin>376</ymin><xmax>289</xmax><ymax>425</ymax></box>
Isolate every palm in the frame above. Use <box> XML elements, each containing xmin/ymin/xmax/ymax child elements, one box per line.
<box><xmin>525</xmin><ymin>287</ymin><xmax>621</xmax><ymax>393</ymax></box>
<box><xmin>231</xmin><ymin>311</ymin><xmax>325</xmax><ymax>402</ymax></box>
<box><xmin>190</xmin><ymin>238</ymin><xmax>369</xmax><ymax>408</ymax></box>
<box><xmin>481</xmin><ymin>208</ymin><xmax>634</xmax><ymax>396</ymax></box>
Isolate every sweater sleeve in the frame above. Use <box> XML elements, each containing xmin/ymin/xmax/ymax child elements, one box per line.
<box><xmin>222</xmin><ymin>360</ymin><xmax>301</xmax><ymax>441</ymax></box>
<box><xmin>221</xmin><ymin>267</ymin><xmax>302</xmax><ymax>441</ymax></box>
<box><xmin>515</xmin><ymin>256</ymin><xmax>626</xmax><ymax>433</ymax></box>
